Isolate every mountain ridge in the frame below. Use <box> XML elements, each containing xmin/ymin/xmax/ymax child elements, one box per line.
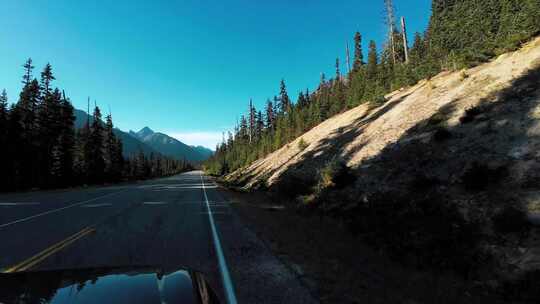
<box><xmin>129</xmin><ymin>127</ymin><xmax>213</xmax><ymax>162</ymax></box>
<box><xmin>74</xmin><ymin>110</ymin><xmax>212</xmax><ymax>161</ymax></box>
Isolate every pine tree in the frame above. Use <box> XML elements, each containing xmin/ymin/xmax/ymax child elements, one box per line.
<box><xmin>353</xmin><ymin>32</ymin><xmax>364</xmax><ymax>71</ymax></box>
<box><xmin>279</xmin><ymin>79</ymin><xmax>291</xmax><ymax>113</ymax></box>
<box><xmin>40</xmin><ymin>63</ymin><xmax>55</xmax><ymax>96</ymax></box>
<box><xmin>104</xmin><ymin>113</ymin><xmax>123</xmax><ymax>181</ymax></box>
<box><xmin>56</xmin><ymin>93</ymin><xmax>76</xmax><ymax>186</ymax></box>
<box><xmin>0</xmin><ymin>90</ymin><xmax>9</xmax><ymax>190</ymax></box>
<box><xmin>88</xmin><ymin>106</ymin><xmax>105</xmax><ymax>184</ymax></box>
<box><xmin>335</xmin><ymin>58</ymin><xmax>341</xmax><ymax>80</ymax></box>
<box><xmin>265</xmin><ymin>99</ymin><xmax>274</xmax><ymax>130</ymax></box>
<box><xmin>248</xmin><ymin>99</ymin><xmax>256</xmax><ymax>143</ymax></box>
<box><xmin>22</xmin><ymin>58</ymin><xmax>34</xmax><ymax>86</ymax></box>
<box><xmin>37</xmin><ymin>69</ymin><xmax>63</xmax><ymax>187</ymax></box>
<box><xmin>366</xmin><ymin>40</ymin><xmax>378</xmax><ymax>80</ymax></box>
<box><xmin>256</xmin><ymin>110</ymin><xmax>264</xmax><ymax>141</ymax></box>
<box><xmin>0</xmin><ymin>89</ymin><xmax>7</xmax><ymax>131</ymax></box>
<box><xmin>6</xmin><ymin>104</ymin><xmax>24</xmax><ymax>189</ymax></box>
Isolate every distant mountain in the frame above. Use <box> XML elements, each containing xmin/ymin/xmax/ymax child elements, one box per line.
<box><xmin>129</xmin><ymin>127</ymin><xmax>213</xmax><ymax>162</ymax></box>
<box><xmin>74</xmin><ymin>109</ymin><xmax>157</xmax><ymax>157</ymax></box>
<box><xmin>74</xmin><ymin>110</ymin><xmax>213</xmax><ymax>161</ymax></box>
<box><xmin>191</xmin><ymin>145</ymin><xmax>214</xmax><ymax>159</ymax></box>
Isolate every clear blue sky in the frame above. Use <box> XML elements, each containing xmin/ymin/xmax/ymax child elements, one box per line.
<box><xmin>0</xmin><ymin>0</ymin><xmax>431</xmax><ymax>149</ymax></box>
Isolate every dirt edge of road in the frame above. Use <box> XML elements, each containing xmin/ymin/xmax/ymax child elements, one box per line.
<box><xmin>217</xmin><ymin>186</ymin><xmax>504</xmax><ymax>304</ymax></box>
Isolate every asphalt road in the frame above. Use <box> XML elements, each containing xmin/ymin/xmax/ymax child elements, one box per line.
<box><xmin>0</xmin><ymin>171</ymin><xmax>316</xmax><ymax>304</ymax></box>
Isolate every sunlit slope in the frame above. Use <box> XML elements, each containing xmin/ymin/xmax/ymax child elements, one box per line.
<box><xmin>227</xmin><ymin>36</ymin><xmax>540</xmax><ymax>190</ymax></box>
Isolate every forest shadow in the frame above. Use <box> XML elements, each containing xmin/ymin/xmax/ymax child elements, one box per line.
<box><xmin>268</xmin><ymin>63</ymin><xmax>540</xmax><ymax>299</ymax></box>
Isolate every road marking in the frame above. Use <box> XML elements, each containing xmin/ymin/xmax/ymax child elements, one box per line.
<box><xmin>142</xmin><ymin>202</ymin><xmax>169</xmax><ymax>205</ymax></box>
<box><xmin>0</xmin><ymin>202</ymin><xmax>41</xmax><ymax>206</ymax></box>
<box><xmin>200</xmin><ymin>173</ymin><xmax>238</xmax><ymax>304</ymax></box>
<box><xmin>2</xmin><ymin>226</ymin><xmax>96</xmax><ymax>273</ymax></box>
<box><xmin>81</xmin><ymin>203</ymin><xmax>112</xmax><ymax>208</ymax></box>
<box><xmin>0</xmin><ymin>190</ymin><xmax>127</xmax><ymax>229</ymax></box>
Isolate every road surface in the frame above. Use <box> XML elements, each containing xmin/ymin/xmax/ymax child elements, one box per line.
<box><xmin>0</xmin><ymin>171</ymin><xmax>316</xmax><ymax>303</ymax></box>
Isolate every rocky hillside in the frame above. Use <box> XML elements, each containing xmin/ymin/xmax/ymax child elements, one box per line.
<box><xmin>226</xmin><ymin>37</ymin><xmax>540</xmax><ymax>295</ymax></box>
<box><xmin>227</xmin><ymin>37</ymin><xmax>540</xmax><ymax>194</ymax></box>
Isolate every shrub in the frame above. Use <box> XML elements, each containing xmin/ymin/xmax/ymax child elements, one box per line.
<box><xmin>297</xmin><ymin>138</ymin><xmax>309</xmax><ymax>151</ymax></box>
<box><xmin>370</xmin><ymin>95</ymin><xmax>386</xmax><ymax>107</ymax></box>
<box><xmin>317</xmin><ymin>158</ymin><xmax>356</xmax><ymax>191</ymax></box>
<box><xmin>462</xmin><ymin>162</ymin><xmax>508</xmax><ymax>191</ymax></box>
<box><xmin>274</xmin><ymin>173</ymin><xmax>316</xmax><ymax>198</ymax></box>
<box><xmin>433</xmin><ymin>127</ymin><xmax>452</xmax><ymax>142</ymax></box>
<box><xmin>427</xmin><ymin>112</ymin><xmax>447</xmax><ymax>127</ymax></box>
<box><xmin>460</xmin><ymin>106</ymin><xmax>483</xmax><ymax>124</ymax></box>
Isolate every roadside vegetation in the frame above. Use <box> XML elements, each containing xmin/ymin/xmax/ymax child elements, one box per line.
<box><xmin>205</xmin><ymin>0</ymin><xmax>540</xmax><ymax>175</ymax></box>
<box><xmin>0</xmin><ymin>61</ymin><xmax>192</xmax><ymax>192</ymax></box>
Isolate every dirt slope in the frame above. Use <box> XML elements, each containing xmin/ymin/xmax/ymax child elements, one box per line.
<box><xmin>227</xmin><ymin>37</ymin><xmax>540</xmax><ymax>193</ymax></box>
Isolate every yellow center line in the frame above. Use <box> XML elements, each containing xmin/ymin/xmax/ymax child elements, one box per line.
<box><xmin>2</xmin><ymin>226</ymin><xmax>96</xmax><ymax>273</ymax></box>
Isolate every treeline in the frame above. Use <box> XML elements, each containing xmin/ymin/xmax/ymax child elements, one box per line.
<box><xmin>0</xmin><ymin>59</ymin><xmax>191</xmax><ymax>192</ymax></box>
<box><xmin>205</xmin><ymin>0</ymin><xmax>540</xmax><ymax>175</ymax></box>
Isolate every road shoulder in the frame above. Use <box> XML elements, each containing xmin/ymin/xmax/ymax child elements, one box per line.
<box><xmin>217</xmin><ymin>186</ymin><xmax>502</xmax><ymax>304</ymax></box>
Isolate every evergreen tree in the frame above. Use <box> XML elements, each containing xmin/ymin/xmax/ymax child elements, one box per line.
<box><xmin>56</xmin><ymin>93</ymin><xmax>76</xmax><ymax>186</ymax></box>
<box><xmin>40</xmin><ymin>63</ymin><xmax>55</xmax><ymax>96</ymax></box>
<box><xmin>366</xmin><ymin>40</ymin><xmax>378</xmax><ymax>80</ymax></box>
<box><xmin>87</xmin><ymin>106</ymin><xmax>105</xmax><ymax>184</ymax></box>
<box><xmin>335</xmin><ymin>58</ymin><xmax>341</xmax><ymax>80</ymax></box>
<box><xmin>104</xmin><ymin>114</ymin><xmax>123</xmax><ymax>181</ymax></box>
<box><xmin>256</xmin><ymin>111</ymin><xmax>264</xmax><ymax>141</ymax></box>
<box><xmin>248</xmin><ymin>99</ymin><xmax>256</xmax><ymax>143</ymax></box>
<box><xmin>0</xmin><ymin>90</ymin><xmax>9</xmax><ymax>190</ymax></box>
<box><xmin>265</xmin><ymin>99</ymin><xmax>275</xmax><ymax>130</ymax></box>
<box><xmin>22</xmin><ymin>58</ymin><xmax>34</xmax><ymax>86</ymax></box>
<box><xmin>279</xmin><ymin>79</ymin><xmax>290</xmax><ymax>113</ymax></box>
<box><xmin>353</xmin><ymin>32</ymin><xmax>364</xmax><ymax>71</ymax></box>
<box><xmin>6</xmin><ymin>105</ymin><xmax>24</xmax><ymax>189</ymax></box>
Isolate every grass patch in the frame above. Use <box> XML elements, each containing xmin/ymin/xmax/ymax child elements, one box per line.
<box><xmin>316</xmin><ymin>157</ymin><xmax>356</xmax><ymax>192</ymax></box>
<box><xmin>368</xmin><ymin>95</ymin><xmax>386</xmax><ymax>108</ymax></box>
<box><xmin>460</xmin><ymin>70</ymin><xmax>470</xmax><ymax>81</ymax></box>
<box><xmin>297</xmin><ymin>138</ymin><xmax>309</xmax><ymax>151</ymax></box>
<box><xmin>427</xmin><ymin>112</ymin><xmax>448</xmax><ymax>127</ymax></box>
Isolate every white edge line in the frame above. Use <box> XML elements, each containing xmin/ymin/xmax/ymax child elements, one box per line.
<box><xmin>200</xmin><ymin>172</ymin><xmax>238</xmax><ymax>304</ymax></box>
<box><xmin>0</xmin><ymin>189</ymin><xmax>127</xmax><ymax>229</ymax></box>
<box><xmin>0</xmin><ymin>202</ymin><xmax>41</xmax><ymax>206</ymax></box>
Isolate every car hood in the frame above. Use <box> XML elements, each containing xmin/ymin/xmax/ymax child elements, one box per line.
<box><xmin>0</xmin><ymin>266</ymin><xmax>219</xmax><ymax>304</ymax></box>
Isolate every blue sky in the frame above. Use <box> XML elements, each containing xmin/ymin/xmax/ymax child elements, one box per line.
<box><xmin>0</xmin><ymin>0</ymin><xmax>431</xmax><ymax>149</ymax></box>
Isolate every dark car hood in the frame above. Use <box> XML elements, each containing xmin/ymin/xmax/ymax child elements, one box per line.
<box><xmin>0</xmin><ymin>266</ymin><xmax>219</xmax><ymax>304</ymax></box>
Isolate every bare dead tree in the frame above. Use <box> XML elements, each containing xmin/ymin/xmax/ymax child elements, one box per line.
<box><xmin>346</xmin><ymin>41</ymin><xmax>352</xmax><ymax>74</ymax></box>
<box><xmin>384</xmin><ymin>0</ymin><xmax>397</xmax><ymax>65</ymax></box>
<box><xmin>401</xmin><ymin>16</ymin><xmax>409</xmax><ymax>63</ymax></box>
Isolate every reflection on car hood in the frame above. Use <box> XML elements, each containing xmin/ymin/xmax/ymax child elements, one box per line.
<box><xmin>0</xmin><ymin>266</ymin><xmax>220</xmax><ymax>304</ymax></box>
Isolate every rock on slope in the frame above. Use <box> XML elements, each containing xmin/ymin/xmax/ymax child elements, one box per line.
<box><xmin>227</xmin><ymin>37</ymin><xmax>540</xmax><ymax>193</ymax></box>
